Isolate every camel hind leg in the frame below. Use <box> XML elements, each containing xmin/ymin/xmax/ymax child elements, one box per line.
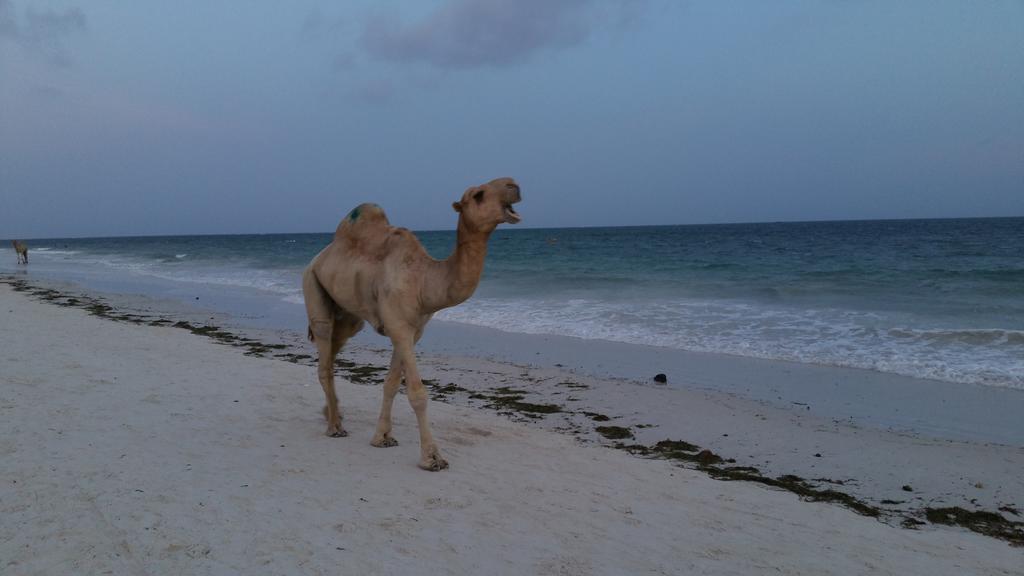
<box><xmin>303</xmin><ymin>269</ymin><xmax>363</xmax><ymax>437</ymax></box>
<box><xmin>322</xmin><ymin>310</ymin><xmax>363</xmax><ymax>434</ymax></box>
<box><xmin>370</xmin><ymin>350</ymin><xmax>402</xmax><ymax>448</ymax></box>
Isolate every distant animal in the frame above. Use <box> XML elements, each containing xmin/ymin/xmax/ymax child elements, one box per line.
<box><xmin>303</xmin><ymin>177</ymin><xmax>522</xmax><ymax>470</ymax></box>
<box><xmin>11</xmin><ymin>240</ymin><xmax>28</xmax><ymax>264</ymax></box>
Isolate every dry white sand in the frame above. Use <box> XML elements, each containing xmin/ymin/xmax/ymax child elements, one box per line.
<box><xmin>1</xmin><ymin>284</ymin><xmax>1022</xmax><ymax>575</ymax></box>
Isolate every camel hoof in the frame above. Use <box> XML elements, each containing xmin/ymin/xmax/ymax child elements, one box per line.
<box><xmin>418</xmin><ymin>453</ymin><xmax>449</xmax><ymax>472</ymax></box>
<box><xmin>326</xmin><ymin>427</ymin><xmax>348</xmax><ymax>438</ymax></box>
<box><xmin>371</xmin><ymin>435</ymin><xmax>398</xmax><ymax>448</ymax></box>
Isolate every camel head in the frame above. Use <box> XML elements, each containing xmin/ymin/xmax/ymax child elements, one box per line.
<box><xmin>452</xmin><ymin>177</ymin><xmax>522</xmax><ymax>233</ymax></box>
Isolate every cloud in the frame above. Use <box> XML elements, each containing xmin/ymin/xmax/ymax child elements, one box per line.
<box><xmin>360</xmin><ymin>0</ymin><xmax>602</xmax><ymax>69</ymax></box>
<box><xmin>0</xmin><ymin>0</ymin><xmax>86</xmax><ymax>67</ymax></box>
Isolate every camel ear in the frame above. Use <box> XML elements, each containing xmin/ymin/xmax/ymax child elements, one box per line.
<box><xmin>452</xmin><ymin>201</ymin><xmax>462</xmax><ymax>213</ymax></box>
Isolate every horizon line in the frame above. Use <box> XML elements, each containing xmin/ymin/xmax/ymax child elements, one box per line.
<box><xmin>6</xmin><ymin>214</ymin><xmax>1022</xmax><ymax>242</ymax></box>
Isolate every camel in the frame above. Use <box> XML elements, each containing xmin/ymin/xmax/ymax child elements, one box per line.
<box><xmin>12</xmin><ymin>240</ymin><xmax>28</xmax><ymax>264</ymax></box>
<box><xmin>302</xmin><ymin>177</ymin><xmax>522</xmax><ymax>471</ymax></box>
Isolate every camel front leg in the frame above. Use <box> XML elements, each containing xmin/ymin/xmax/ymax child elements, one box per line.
<box><xmin>392</xmin><ymin>333</ymin><xmax>447</xmax><ymax>471</ymax></box>
<box><xmin>370</xmin><ymin>350</ymin><xmax>402</xmax><ymax>448</ymax></box>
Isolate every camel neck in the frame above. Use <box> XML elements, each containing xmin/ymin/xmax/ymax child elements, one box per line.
<box><xmin>422</xmin><ymin>217</ymin><xmax>491</xmax><ymax>313</ymax></box>
<box><xmin>446</xmin><ymin>218</ymin><xmax>491</xmax><ymax>304</ymax></box>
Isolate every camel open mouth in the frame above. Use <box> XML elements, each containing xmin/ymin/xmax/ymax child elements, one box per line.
<box><xmin>502</xmin><ymin>203</ymin><xmax>521</xmax><ymax>224</ymax></box>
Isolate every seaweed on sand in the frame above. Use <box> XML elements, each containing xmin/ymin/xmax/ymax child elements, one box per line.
<box><xmin>925</xmin><ymin>507</ymin><xmax>1024</xmax><ymax>546</ymax></box>
<box><xmin>595</xmin><ymin>426</ymin><xmax>633</xmax><ymax>440</ymax></box>
<box><xmin>616</xmin><ymin>438</ymin><xmax>882</xmax><ymax>519</ymax></box>
<box><xmin>469</xmin><ymin>387</ymin><xmax>563</xmax><ymax>416</ymax></box>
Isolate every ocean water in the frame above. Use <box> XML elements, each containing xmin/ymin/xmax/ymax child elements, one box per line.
<box><xmin>4</xmin><ymin>217</ymin><xmax>1023</xmax><ymax>390</ymax></box>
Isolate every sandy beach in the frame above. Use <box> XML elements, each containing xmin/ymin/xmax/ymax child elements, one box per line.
<box><xmin>4</xmin><ymin>0</ymin><xmax>1022</xmax><ymax>572</ymax></box>
<box><xmin>2</xmin><ymin>279</ymin><xmax>1023</xmax><ymax>574</ymax></box>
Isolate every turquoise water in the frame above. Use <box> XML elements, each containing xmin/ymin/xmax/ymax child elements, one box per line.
<box><xmin>5</xmin><ymin>217</ymin><xmax>1023</xmax><ymax>389</ymax></box>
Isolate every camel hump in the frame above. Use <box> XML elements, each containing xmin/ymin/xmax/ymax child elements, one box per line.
<box><xmin>335</xmin><ymin>203</ymin><xmax>390</xmax><ymax>240</ymax></box>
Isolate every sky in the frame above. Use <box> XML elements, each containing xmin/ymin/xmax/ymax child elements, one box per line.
<box><xmin>1</xmin><ymin>0</ymin><xmax>1022</xmax><ymax>238</ymax></box>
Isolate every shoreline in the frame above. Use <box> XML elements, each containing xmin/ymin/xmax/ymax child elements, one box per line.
<box><xmin>412</xmin><ymin>319</ymin><xmax>1024</xmax><ymax>446</ymax></box>
<box><xmin>2</xmin><ymin>274</ymin><xmax>1022</xmax><ymax>548</ymax></box>
<box><xmin>6</xmin><ymin>234</ymin><xmax>1024</xmax><ymax>407</ymax></box>
<box><xmin>7</xmin><ymin>259</ymin><xmax>1024</xmax><ymax>447</ymax></box>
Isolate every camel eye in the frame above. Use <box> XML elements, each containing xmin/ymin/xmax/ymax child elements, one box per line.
<box><xmin>473</xmin><ymin>189</ymin><xmax>485</xmax><ymax>203</ymax></box>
